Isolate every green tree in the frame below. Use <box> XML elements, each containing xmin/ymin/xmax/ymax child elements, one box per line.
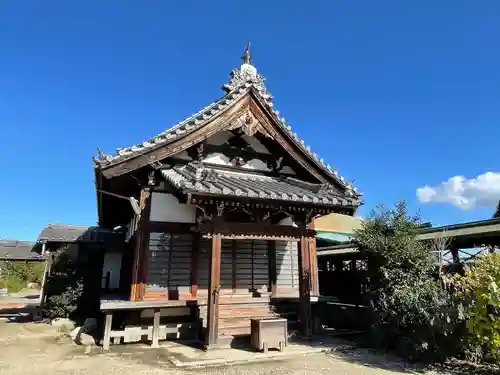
<box><xmin>455</xmin><ymin>253</ymin><xmax>500</xmax><ymax>362</ymax></box>
<box><xmin>492</xmin><ymin>201</ymin><xmax>500</xmax><ymax>219</ymax></box>
<box><xmin>2</xmin><ymin>261</ymin><xmax>45</xmax><ymax>284</ymax></box>
<box><xmin>0</xmin><ymin>260</ymin><xmax>45</xmax><ymax>292</ymax></box>
<box><xmin>354</xmin><ymin>201</ymin><xmax>463</xmax><ymax>362</ymax></box>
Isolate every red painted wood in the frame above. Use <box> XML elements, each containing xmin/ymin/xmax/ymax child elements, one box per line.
<box><xmin>298</xmin><ymin>236</ymin><xmax>312</xmax><ymax>337</ymax></box>
<box><xmin>191</xmin><ymin>234</ymin><xmax>200</xmax><ymax>298</ymax></box>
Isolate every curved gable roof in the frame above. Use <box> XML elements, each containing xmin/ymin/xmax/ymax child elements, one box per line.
<box><xmin>93</xmin><ymin>46</ymin><xmax>362</xmax><ymax>203</ymax></box>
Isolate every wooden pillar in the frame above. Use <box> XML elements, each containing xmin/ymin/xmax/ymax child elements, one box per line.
<box><xmin>268</xmin><ymin>240</ymin><xmax>277</xmax><ymax>297</ymax></box>
<box><xmin>205</xmin><ymin>233</ymin><xmax>222</xmax><ymax>347</ymax></box>
<box><xmin>137</xmin><ymin>189</ymin><xmax>152</xmax><ymax>300</ymax></box>
<box><xmin>306</xmin><ymin>220</ymin><xmax>319</xmax><ymax>296</ymax></box>
<box><xmin>232</xmin><ymin>239</ymin><xmax>237</xmax><ymax>292</ymax></box>
<box><xmin>151</xmin><ymin>308</ymin><xmax>161</xmax><ymax>348</ymax></box>
<box><xmin>130</xmin><ymin>188</ymin><xmax>152</xmax><ymax>301</ymax></box>
<box><xmin>191</xmin><ymin>234</ymin><xmax>200</xmax><ymax>298</ymax></box>
<box><xmin>130</xmin><ymin>212</ymin><xmax>142</xmax><ymax>300</ymax></box>
<box><xmin>308</xmin><ymin>238</ymin><xmax>319</xmax><ymax>295</ymax></box>
<box><xmin>298</xmin><ymin>236</ymin><xmax>313</xmax><ymax>338</ymax></box>
<box><xmin>38</xmin><ymin>256</ymin><xmax>52</xmax><ymax>317</ymax></box>
<box><xmin>103</xmin><ymin>311</ymin><xmax>113</xmax><ymax>350</ymax></box>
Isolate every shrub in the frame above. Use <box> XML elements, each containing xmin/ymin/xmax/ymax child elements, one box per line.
<box><xmin>354</xmin><ymin>201</ymin><xmax>464</xmax><ymax>362</ymax></box>
<box><xmin>45</xmin><ymin>280</ymin><xmax>84</xmax><ymax>319</ymax></box>
<box><xmin>454</xmin><ymin>252</ymin><xmax>500</xmax><ymax>362</ymax></box>
<box><xmin>43</xmin><ymin>247</ymin><xmax>84</xmax><ymax>320</ymax></box>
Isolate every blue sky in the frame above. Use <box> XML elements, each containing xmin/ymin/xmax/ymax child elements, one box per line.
<box><xmin>1</xmin><ymin>1</ymin><xmax>499</xmax><ymax>240</ymax></box>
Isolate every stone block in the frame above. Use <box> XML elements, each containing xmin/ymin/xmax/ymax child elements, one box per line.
<box><xmin>51</xmin><ymin>318</ymin><xmax>76</xmax><ymax>331</ymax></box>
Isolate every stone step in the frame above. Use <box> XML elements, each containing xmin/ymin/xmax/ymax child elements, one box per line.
<box><xmin>200</xmin><ymin>313</ymin><xmax>276</xmax><ymax>326</ymax></box>
<box><xmin>199</xmin><ymin>309</ymin><xmax>274</xmax><ymax>322</ymax></box>
<box><xmin>219</xmin><ymin>315</ymin><xmax>279</xmax><ymax>328</ymax></box>
<box><xmin>199</xmin><ymin>304</ymin><xmax>273</xmax><ymax>314</ymax></box>
<box><xmin>204</xmin><ymin>305</ymin><xmax>272</xmax><ymax>313</ymax></box>
<box><xmin>218</xmin><ymin>325</ymin><xmax>252</xmax><ymax>336</ymax></box>
<box><xmin>197</xmin><ymin>297</ymin><xmax>271</xmax><ymax>306</ymax></box>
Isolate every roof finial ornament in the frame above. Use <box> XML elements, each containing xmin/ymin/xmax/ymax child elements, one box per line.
<box><xmin>241</xmin><ymin>41</ymin><xmax>251</xmax><ymax>65</ymax></box>
<box><xmin>222</xmin><ymin>40</ymin><xmax>271</xmax><ymax>100</ymax></box>
<box><xmin>97</xmin><ymin>148</ymin><xmax>106</xmax><ymax>160</ymax></box>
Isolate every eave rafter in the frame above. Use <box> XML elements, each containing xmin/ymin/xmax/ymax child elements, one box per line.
<box><xmin>188</xmin><ymin>195</ymin><xmax>354</xmax><ymax>217</ymax></box>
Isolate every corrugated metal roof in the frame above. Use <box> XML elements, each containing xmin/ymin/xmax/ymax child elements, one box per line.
<box><xmin>317</xmin><ymin>243</ymin><xmax>358</xmax><ymax>256</ymax></box>
<box><xmin>37</xmin><ymin>224</ymin><xmax>124</xmax><ymax>243</ymax></box>
<box><xmin>37</xmin><ymin>224</ymin><xmax>90</xmax><ymax>242</ymax></box>
<box><xmin>316</xmin><ymin>231</ymin><xmax>353</xmax><ymax>243</ymax></box>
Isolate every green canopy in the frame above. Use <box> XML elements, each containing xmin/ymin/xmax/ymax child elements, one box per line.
<box><xmin>315</xmin><ymin>230</ymin><xmax>353</xmax><ymax>244</ymax></box>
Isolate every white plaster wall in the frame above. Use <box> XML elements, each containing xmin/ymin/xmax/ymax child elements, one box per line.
<box><xmin>202</xmin><ymin>153</ymin><xmax>232</xmax><ymax>166</ymax></box>
<box><xmin>241</xmin><ymin>135</ymin><xmax>271</xmax><ymax>154</ymax></box>
<box><xmin>202</xmin><ymin>153</ymin><xmax>272</xmax><ymax>173</ymax></box>
<box><xmin>150</xmin><ymin>192</ymin><xmax>196</xmax><ymax>223</ymax></box>
<box><xmin>101</xmin><ymin>252</ymin><xmax>122</xmax><ymax>290</ymax></box>
<box><xmin>241</xmin><ymin>159</ymin><xmax>270</xmax><ymax>171</ymax></box>
<box><xmin>278</xmin><ymin>216</ymin><xmax>297</xmax><ymax>227</ymax></box>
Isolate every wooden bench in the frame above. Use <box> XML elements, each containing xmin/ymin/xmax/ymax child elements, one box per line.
<box><xmin>100</xmin><ymin>299</ymin><xmax>198</xmax><ymax>350</ymax></box>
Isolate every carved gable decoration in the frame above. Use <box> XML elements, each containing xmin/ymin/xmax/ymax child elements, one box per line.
<box><xmin>228</xmin><ymin>111</ymin><xmax>272</xmax><ymax>139</ymax></box>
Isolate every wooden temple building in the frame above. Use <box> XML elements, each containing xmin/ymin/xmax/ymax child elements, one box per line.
<box><xmin>92</xmin><ymin>44</ymin><xmax>362</xmax><ymax>349</ymax></box>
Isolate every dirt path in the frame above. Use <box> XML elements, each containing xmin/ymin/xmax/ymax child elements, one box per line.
<box><xmin>0</xmin><ymin>320</ymin><xmax>441</xmax><ymax>375</ymax></box>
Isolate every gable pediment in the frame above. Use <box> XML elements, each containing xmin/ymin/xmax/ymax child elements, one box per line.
<box><xmin>96</xmin><ymin>92</ymin><xmax>334</xmax><ymax>185</ymax></box>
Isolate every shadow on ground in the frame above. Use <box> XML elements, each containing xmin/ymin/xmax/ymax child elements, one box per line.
<box><xmin>431</xmin><ymin>359</ymin><xmax>500</xmax><ymax>375</ymax></box>
<box><xmin>326</xmin><ymin>345</ymin><xmax>500</xmax><ymax>375</ymax></box>
<box><xmin>4</xmin><ymin>318</ymin><xmax>498</xmax><ymax>375</ymax></box>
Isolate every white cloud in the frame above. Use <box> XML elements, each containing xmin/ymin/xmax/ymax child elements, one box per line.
<box><xmin>416</xmin><ymin>172</ymin><xmax>500</xmax><ymax>210</ymax></box>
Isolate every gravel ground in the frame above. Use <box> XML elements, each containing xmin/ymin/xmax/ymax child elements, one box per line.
<box><xmin>0</xmin><ymin>319</ymin><xmax>445</xmax><ymax>375</ymax></box>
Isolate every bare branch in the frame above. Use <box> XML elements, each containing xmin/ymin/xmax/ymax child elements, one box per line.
<box><xmin>430</xmin><ymin>229</ymin><xmax>453</xmax><ymax>253</ymax></box>
<box><xmin>429</xmin><ymin>229</ymin><xmax>454</xmax><ymax>276</ymax></box>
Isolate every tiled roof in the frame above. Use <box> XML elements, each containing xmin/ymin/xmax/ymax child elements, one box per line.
<box><xmin>0</xmin><ymin>240</ymin><xmax>43</xmax><ymax>260</ymax></box>
<box><xmin>37</xmin><ymin>224</ymin><xmax>124</xmax><ymax>243</ymax></box>
<box><xmin>93</xmin><ymin>52</ymin><xmax>361</xmax><ymax>199</ymax></box>
<box><xmin>161</xmin><ymin>163</ymin><xmax>359</xmax><ymax>208</ymax></box>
